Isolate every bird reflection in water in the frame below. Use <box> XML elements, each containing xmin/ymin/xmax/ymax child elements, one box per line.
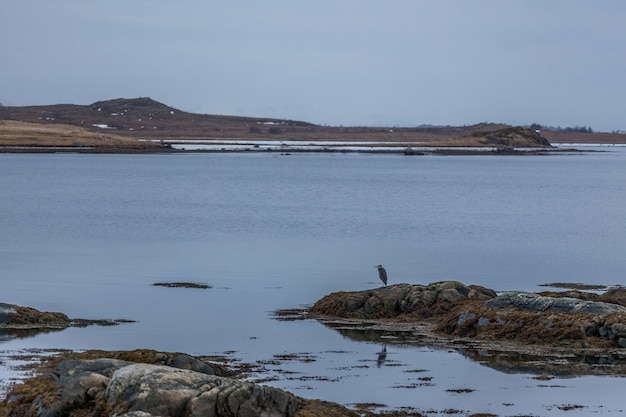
<box><xmin>376</xmin><ymin>344</ymin><xmax>387</xmax><ymax>367</ymax></box>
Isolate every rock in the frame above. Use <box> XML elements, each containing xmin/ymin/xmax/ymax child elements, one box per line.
<box><xmin>19</xmin><ymin>358</ymin><xmax>303</xmax><ymax>417</ymax></box>
<box><xmin>309</xmin><ymin>282</ymin><xmax>626</xmax><ymax>349</ymax></box>
<box><xmin>477</xmin><ymin>317</ymin><xmax>491</xmax><ymax>326</ymax></box>
<box><xmin>309</xmin><ymin>281</ymin><xmax>496</xmax><ymax>319</ymax></box>
<box><xmin>470</xmin><ymin>126</ymin><xmax>552</xmax><ymax>148</ymax></box>
<box><xmin>56</xmin><ymin>358</ymin><xmax>131</xmax><ymax>378</ymax></box>
<box><xmin>537</xmin><ymin>287</ymin><xmax>626</xmax><ymax>308</ymax></box>
<box><xmin>0</xmin><ymin>303</ymin><xmax>70</xmax><ymax>328</ymax></box>
<box><xmin>433</xmin><ymin>292</ymin><xmax>626</xmax><ymax>347</ymax></box>
<box><xmin>599</xmin><ymin>288</ymin><xmax>626</xmax><ymax>307</ymax></box>
<box><xmin>0</xmin><ymin>303</ymin><xmax>17</xmax><ymax>322</ymax></box>
<box><xmin>165</xmin><ymin>353</ymin><xmax>218</xmax><ymax>375</ymax></box>
<box><xmin>485</xmin><ymin>292</ymin><xmax>626</xmax><ymax>315</ymax></box>
<box><xmin>610</xmin><ymin>323</ymin><xmax>626</xmax><ymax>338</ymax></box>
<box><xmin>3</xmin><ymin>352</ymin><xmax>365</xmax><ymax>417</ymax></box>
<box><xmin>38</xmin><ymin>359</ymin><xmax>133</xmax><ymax>417</ymax></box>
<box><xmin>0</xmin><ymin>302</ymin><xmax>135</xmax><ymax>338</ymax></box>
<box><xmin>456</xmin><ymin>312</ymin><xmax>476</xmax><ymax>326</ymax></box>
<box><xmin>152</xmin><ymin>282</ymin><xmax>211</xmax><ymax>289</ymax></box>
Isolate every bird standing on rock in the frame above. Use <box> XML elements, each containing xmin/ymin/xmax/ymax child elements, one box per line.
<box><xmin>375</xmin><ymin>264</ymin><xmax>388</xmax><ymax>286</ymax></box>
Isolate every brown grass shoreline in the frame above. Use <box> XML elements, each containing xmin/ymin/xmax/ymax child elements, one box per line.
<box><xmin>2</xmin><ymin>117</ymin><xmax>625</xmax><ymax>155</ymax></box>
<box><xmin>3</xmin><ymin>98</ymin><xmax>626</xmax><ymax>150</ymax></box>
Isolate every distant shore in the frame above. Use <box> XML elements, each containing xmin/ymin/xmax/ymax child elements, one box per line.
<box><xmin>0</xmin><ymin>120</ymin><xmax>620</xmax><ymax>155</ymax></box>
<box><xmin>0</xmin><ymin>144</ymin><xmax>583</xmax><ymax>155</ymax></box>
<box><xmin>3</xmin><ymin>98</ymin><xmax>626</xmax><ymax>154</ymax></box>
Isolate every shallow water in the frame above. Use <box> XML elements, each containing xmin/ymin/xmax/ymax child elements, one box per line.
<box><xmin>1</xmin><ymin>149</ymin><xmax>625</xmax><ymax>415</ymax></box>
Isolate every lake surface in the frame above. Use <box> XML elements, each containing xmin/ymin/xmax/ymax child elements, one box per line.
<box><xmin>1</xmin><ymin>148</ymin><xmax>626</xmax><ymax>415</ymax></box>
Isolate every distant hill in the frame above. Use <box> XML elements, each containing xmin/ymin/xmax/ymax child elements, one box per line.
<box><xmin>1</xmin><ymin>97</ymin><xmax>624</xmax><ymax>145</ymax></box>
<box><xmin>0</xmin><ymin>97</ymin><xmax>314</xmax><ymax>140</ymax></box>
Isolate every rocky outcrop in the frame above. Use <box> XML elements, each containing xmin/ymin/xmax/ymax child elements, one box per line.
<box><xmin>2</xmin><ymin>353</ymin><xmax>359</xmax><ymax>417</ymax></box>
<box><xmin>6</xmin><ymin>358</ymin><xmax>300</xmax><ymax>417</ymax></box>
<box><xmin>437</xmin><ymin>291</ymin><xmax>626</xmax><ymax>347</ymax></box>
<box><xmin>309</xmin><ymin>281</ymin><xmax>495</xmax><ymax>319</ymax></box>
<box><xmin>0</xmin><ymin>302</ymin><xmax>133</xmax><ymax>331</ymax></box>
<box><xmin>538</xmin><ymin>287</ymin><xmax>626</xmax><ymax>308</ymax></box>
<box><xmin>310</xmin><ymin>282</ymin><xmax>626</xmax><ymax>349</ymax></box>
<box><xmin>106</xmin><ymin>363</ymin><xmax>302</xmax><ymax>417</ymax></box>
<box><xmin>0</xmin><ymin>303</ymin><xmax>134</xmax><ymax>345</ymax></box>
<box><xmin>470</xmin><ymin>126</ymin><xmax>552</xmax><ymax>148</ymax></box>
<box><xmin>0</xmin><ymin>303</ymin><xmax>70</xmax><ymax>328</ymax></box>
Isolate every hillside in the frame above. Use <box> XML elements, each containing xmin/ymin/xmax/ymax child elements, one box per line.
<box><xmin>0</xmin><ymin>120</ymin><xmax>163</xmax><ymax>151</ymax></box>
<box><xmin>0</xmin><ymin>97</ymin><xmax>315</xmax><ymax>141</ymax></box>
<box><xmin>1</xmin><ymin>97</ymin><xmax>624</xmax><ymax>148</ymax></box>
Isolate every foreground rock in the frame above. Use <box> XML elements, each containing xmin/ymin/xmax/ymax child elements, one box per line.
<box><xmin>1</xmin><ymin>350</ymin><xmax>360</xmax><ymax>417</ymax></box>
<box><xmin>310</xmin><ymin>282</ymin><xmax>626</xmax><ymax>349</ymax></box>
<box><xmin>60</xmin><ymin>361</ymin><xmax>300</xmax><ymax>417</ymax></box>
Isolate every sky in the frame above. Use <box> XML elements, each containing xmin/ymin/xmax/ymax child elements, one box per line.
<box><xmin>2</xmin><ymin>1</ymin><xmax>625</xmax><ymax>131</ymax></box>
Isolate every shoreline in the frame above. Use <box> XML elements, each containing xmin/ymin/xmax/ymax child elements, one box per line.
<box><xmin>0</xmin><ymin>144</ymin><xmax>587</xmax><ymax>156</ymax></box>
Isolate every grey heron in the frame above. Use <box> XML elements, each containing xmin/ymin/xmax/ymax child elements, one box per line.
<box><xmin>374</xmin><ymin>264</ymin><xmax>387</xmax><ymax>286</ymax></box>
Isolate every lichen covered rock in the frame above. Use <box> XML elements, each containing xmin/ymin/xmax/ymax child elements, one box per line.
<box><xmin>6</xmin><ymin>359</ymin><xmax>303</xmax><ymax>417</ymax></box>
<box><xmin>2</xmin><ymin>352</ymin><xmax>362</xmax><ymax>417</ymax></box>
<box><xmin>484</xmin><ymin>291</ymin><xmax>626</xmax><ymax>315</ymax></box>
<box><xmin>104</xmin><ymin>363</ymin><xmax>302</xmax><ymax>417</ymax></box>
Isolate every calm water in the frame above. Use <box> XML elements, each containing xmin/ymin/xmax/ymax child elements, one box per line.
<box><xmin>1</xmin><ymin>149</ymin><xmax>626</xmax><ymax>415</ymax></box>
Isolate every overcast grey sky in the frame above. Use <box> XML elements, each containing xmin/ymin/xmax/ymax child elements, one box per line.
<box><xmin>2</xmin><ymin>1</ymin><xmax>625</xmax><ymax>131</ymax></box>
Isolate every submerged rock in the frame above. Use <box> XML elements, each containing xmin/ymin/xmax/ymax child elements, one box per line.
<box><xmin>152</xmin><ymin>282</ymin><xmax>212</xmax><ymax>289</ymax></box>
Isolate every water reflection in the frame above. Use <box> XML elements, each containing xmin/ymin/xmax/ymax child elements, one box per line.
<box><xmin>318</xmin><ymin>319</ymin><xmax>626</xmax><ymax>376</ymax></box>
<box><xmin>376</xmin><ymin>344</ymin><xmax>387</xmax><ymax>368</ymax></box>
<box><xmin>320</xmin><ymin>321</ymin><xmax>430</xmax><ymax>346</ymax></box>
<box><xmin>0</xmin><ymin>328</ymin><xmax>65</xmax><ymax>344</ymax></box>
<box><xmin>459</xmin><ymin>348</ymin><xmax>626</xmax><ymax>376</ymax></box>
